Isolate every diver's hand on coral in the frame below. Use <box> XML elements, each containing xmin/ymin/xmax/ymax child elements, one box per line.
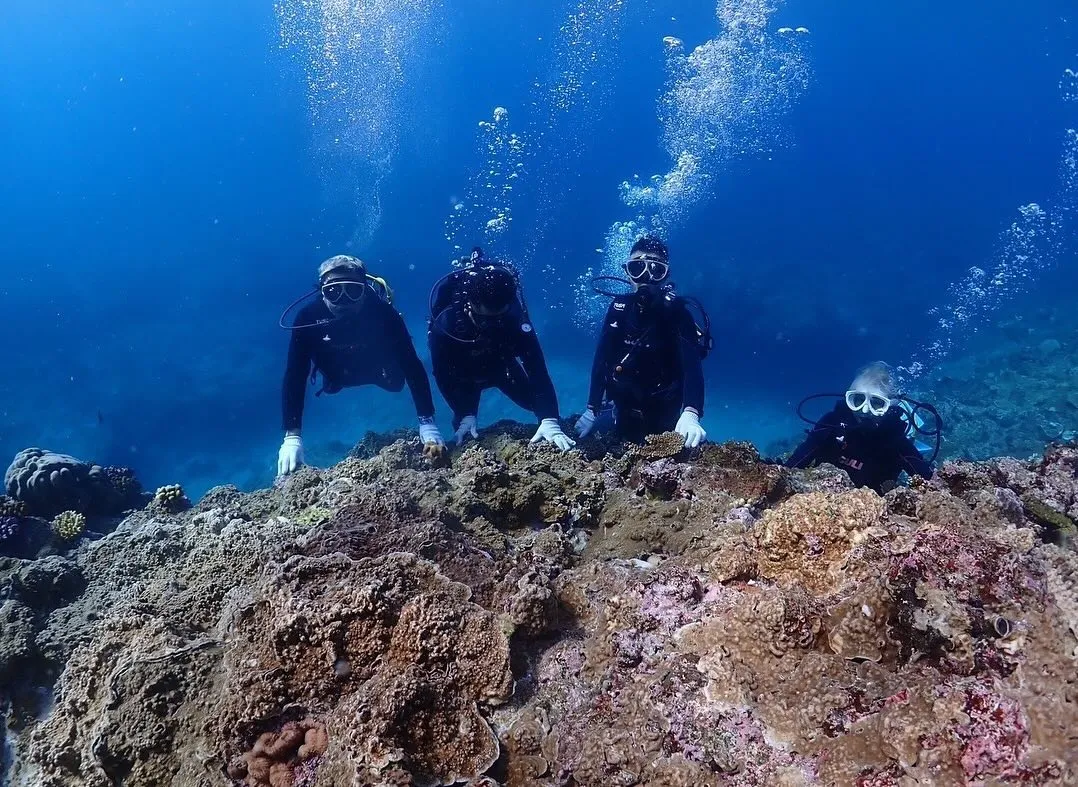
<box><xmin>419</xmin><ymin>419</ymin><xmax>445</xmax><ymax>448</ymax></box>
<box><xmin>277</xmin><ymin>434</ymin><xmax>303</xmax><ymax>477</ymax></box>
<box><xmin>676</xmin><ymin>409</ymin><xmax>706</xmax><ymax>448</ymax></box>
<box><xmin>530</xmin><ymin>418</ymin><xmax>576</xmax><ymax>452</ymax></box>
<box><xmin>453</xmin><ymin>415</ymin><xmax>479</xmax><ymax>446</ymax></box>
<box><xmin>575</xmin><ymin>408</ymin><xmax>597</xmax><ymax>439</ymax></box>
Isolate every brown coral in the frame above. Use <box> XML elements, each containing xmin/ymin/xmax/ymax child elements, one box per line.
<box><xmin>756</xmin><ymin>489</ymin><xmax>887</xmax><ymax>595</ymax></box>
<box><xmin>213</xmin><ymin>552</ymin><xmax>512</xmax><ymax>786</ymax></box>
<box><xmin>226</xmin><ymin>718</ymin><xmax>328</xmax><ymax>787</ymax></box>
<box><xmin>5</xmin><ymin>430</ymin><xmax>1078</xmax><ymax>787</ymax></box>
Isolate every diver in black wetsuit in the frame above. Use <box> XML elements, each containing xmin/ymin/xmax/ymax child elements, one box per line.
<box><xmin>786</xmin><ymin>361</ymin><xmax>935</xmax><ymax>492</ymax></box>
<box><xmin>575</xmin><ymin>236</ymin><xmax>708</xmax><ymax>447</ymax></box>
<box><xmin>276</xmin><ymin>255</ymin><xmax>445</xmax><ymax>477</ymax></box>
<box><xmin>427</xmin><ymin>248</ymin><xmax>575</xmax><ymax>451</ymax></box>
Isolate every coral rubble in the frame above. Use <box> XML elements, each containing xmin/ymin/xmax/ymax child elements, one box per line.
<box><xmin>0</xmin><ymin>430</ymin><xmax>1076</xmax><ymax>786</ymax></box>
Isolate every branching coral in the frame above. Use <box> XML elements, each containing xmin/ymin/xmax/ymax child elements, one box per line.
<box><xmin>0</xmin><ymin>495</ymin><xmax>27</xmax><ymax>518</ymax></box>
<box><xmin>633</xmin><ymin>431</ymin><xmax>686</xmax><ymax>461</ymax></box>
<box><xmin>153</xmin><ymin>484</ymin><xmax>190</xmax><ymax>513</ymax></box>
<box><xmin>51</xmin><ymin>510</ymin><xmax>86</xmax><ymax>540</ymax></box>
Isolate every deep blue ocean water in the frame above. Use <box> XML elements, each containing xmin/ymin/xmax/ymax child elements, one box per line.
<box><xmin>1</xmin><ymin>0</ymin><xmax>1075</xmax><ymax>497</ymax></box>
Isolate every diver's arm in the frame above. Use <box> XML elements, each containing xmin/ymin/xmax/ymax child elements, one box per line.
<box><xmin>896</xmin><ymin>434</ymin><xmax>934</xmax><ymax>480</ymax></box>
<box><xmin>390</xmin><ymin>310</ymin><xmax>437</xmax><ymax>419</ymax></box>
<box><xmin>429</xmin><ymin>330</ymin><xmax>479</xmax><ymax>421</ymax></box>
<box><xmin>517</xmin><ymin>328</ymin><xmax>560</xmax><ymax>421</ymax></box>
<box><xmin>786</xmin><ymin>413</ymin><xmax>839</xmax><ymax>468</ymax></box>
<box><xmin>677</xmin><ymin>307</ymin><xmax>705</xmax><ymax>416</ymax></box>
<box><xmin>282</xmin><ymin>329</ymin><xmax>312</xmax><ymax>432</ymax></box>
<box><xmin>586</xmin><ymin>303</ymin><xmax>619</xmax><ymax>412</ymax></box>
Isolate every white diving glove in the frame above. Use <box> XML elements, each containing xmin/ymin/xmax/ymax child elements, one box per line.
<box><xmin>675</xmin><ymin>409</ymin><xmax>706</xmax><ymax>448</ymax></box>
<box><xmin>419</xmin><ymin>418</ymin><xmax>446</xmax><ymax>452</ymax></box>
<box><xmin>277</xmin><ymin>434</ymin><xmax>303</xmax><ymax>477</ymax></box>
<box><xmin>530</xmin><ymin>418</ymin><xmax>576</xmax><ymax>452</ymax></box>
<box><xmin>453</xmin><ymin>415</ymin><xmax>479</xmax><ymax>445</ymax></box>
<box><xmin>575</xmin><ymin>408</ymin><xmax>597</xmax><ymax>439</ymax></box>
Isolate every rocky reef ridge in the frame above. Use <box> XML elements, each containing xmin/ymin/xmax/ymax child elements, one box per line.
<box><xmin>0</xmin><ymin>424</ymin><xmax>1076</xmax><ymax>786</ymax></box>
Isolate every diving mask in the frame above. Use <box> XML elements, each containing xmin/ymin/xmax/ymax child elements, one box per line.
<box><xmin>845</xmin><ymin>390</ymin><xmax>891</xmax><ymax>417</ymax></box>
<box><xmin>625</xmin><ymin>254</ymin><xmax>670</xmax><ymax>284</ymax></box>
<box><xmin>466</xmin><ymin>300</ymin><xmax>512</xmax><ymax>330</ymax></box>
<box><xmin>321</xmin><ymin>280</ymin><xmax>366</xmax><ymax>306</ymax></box>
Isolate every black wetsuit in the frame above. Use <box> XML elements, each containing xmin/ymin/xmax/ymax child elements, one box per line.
<box><xmin>282</xmin><ymin>298</ymin><xmax>435</xmax><ymax>431</ymax></box>
<box><xmin>428</xmin><ymin>298</ymin><xmax>559</xmax><ymax>428</ymax></box>
<box><xmin>786</xmin><ymin>403</ymin><xmax>933</xmax><ymax>492</ymax></box>
<box><xmin>586</xmin><ymin>287</ymin><xmax>705</xmax><ymax>443</ymax></box>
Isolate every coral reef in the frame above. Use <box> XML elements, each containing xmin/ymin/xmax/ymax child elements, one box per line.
<box><xmin>0</xmin><ymin>495</ymin><xmax>28</xmax><ymax>518</ymax></box>
<box><xmin>920</xmin><ymin>307</ymin><xmax>1078</xmax><ymax>461</ymax></box>
<box><xmin>4</xmin><ymin>448</ymin><xmax>147</xmax><ymax>518</ymax></box>
<box><xmin>226</xmin><ymin>718</ymin><xmax>328</xmax><ymax>787</ymax></box>
<box><xmin>50</xmin><ymin>510</ymin><xmax>86</xmax><ymax>541</ymax></box>
<box><xmin>0</xmin><ymin>515</ymin><xmax>19</xmax><ymax>543</ymax></box>
<box><xmin>1</xmin><ymin>429</ymin><xmax>1076</xmax><ymax>787</ymax></box>
<box><xmin>153</xmin><ymin>483</ymin><xmax>190</xmax><ymax>514</ymax></box>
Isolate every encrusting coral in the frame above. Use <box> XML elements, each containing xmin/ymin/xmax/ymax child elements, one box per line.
<box><xmin>1</xmin><ymin>430</ymin><xmax>1077</xmax><ymax>786</ymax></box>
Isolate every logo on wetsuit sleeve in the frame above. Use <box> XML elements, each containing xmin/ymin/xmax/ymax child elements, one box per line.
<box><xmin>840</xmin><ymin>456</ymin><xmax>864</xmax><ymax>471</ymax></box>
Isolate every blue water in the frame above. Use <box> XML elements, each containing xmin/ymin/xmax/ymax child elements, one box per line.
<box><xmin>1</xmin><ymin>0</ymin><xmax>1075</xmax><ymax>497</ymax></box>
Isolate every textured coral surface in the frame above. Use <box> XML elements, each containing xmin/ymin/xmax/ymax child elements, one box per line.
<box><xmin>1</xmin><ymin>433</ymin><xmax>1076</xmax><ymax>786</ymax></box>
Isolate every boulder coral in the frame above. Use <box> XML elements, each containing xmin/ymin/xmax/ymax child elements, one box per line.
<box><xmin>0</xmin><ymin>430</ymin><xmax>1075</xmax><ymax>786</ymax></box>
<box><xmin>4</xmin><ymin>448</ymin><xmax>147</xmax><ymax>518</ymax></box>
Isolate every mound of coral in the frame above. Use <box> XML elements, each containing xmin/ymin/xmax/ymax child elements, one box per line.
<box><xmin>0</xmin><ymin>426</ymin><xmax>1076</xmax><ymax>786</ymax></box>
<box><xmin>4</xmin><ymin>448</ymin><xmax>146</xmax><ymax>518</ymax></box>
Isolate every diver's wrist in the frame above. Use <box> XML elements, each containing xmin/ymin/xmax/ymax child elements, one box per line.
<box><xmin>683</xmin><ymin>407</ymin><xmax>700</xmax><ymax>416</ymax></box>
<box><xmin>285</xmin><ymin>429</ymin><xmax>302</xmax><ymax>438</ymax></box>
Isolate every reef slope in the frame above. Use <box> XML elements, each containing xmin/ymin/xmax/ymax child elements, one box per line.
<box><xmin>1</xmin><ymin>427</ymin><xmax>1076</xmax><ymax>786</ymax></box>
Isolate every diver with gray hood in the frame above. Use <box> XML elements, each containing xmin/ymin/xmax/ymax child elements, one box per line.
<box><xmin>787</xmin><ymin>361</ymin><xmax>938</xmax><ymax>492</ymax></box>
<box><xmin>276</xmin><ymin>255</ymin><xmax>445</xmax><ymax>477</ymax></box>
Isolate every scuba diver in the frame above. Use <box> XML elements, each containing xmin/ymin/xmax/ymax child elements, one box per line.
<box><xmin>787</xmin><ymin>361</ymin><xmax>938</xmax><ymax>493</ymax></box>
<box><xmin>575</xmin><ymin>236</ymin><xmax>710</xmax><ymax>448</ymax></box>
<box><xmin>427</xmin><ymin>248</ymin><xmax>575</xmax><ymax>451</ymax></box>
<box><xmin>277</xmin><ymin>255</ymin><xmax>445</xmax><ymax>477</ymax></box>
